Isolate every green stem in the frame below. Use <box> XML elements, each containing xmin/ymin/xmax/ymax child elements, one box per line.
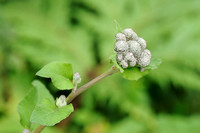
<box><xmin>34</xmin><ymin>125</ymin><xmax>45</xmax><ymax>133</ymax></box>
<box><xmin>67</xmin><ymin>65</ymin><xmax>119</xmax><ymax>104</ymax></box>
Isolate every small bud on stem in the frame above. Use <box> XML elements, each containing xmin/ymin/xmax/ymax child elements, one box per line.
<box><xmin>73</xmin><ymin>72</ymin><xmax>81</xmax><ymax>92</ymax></box>
<box><xmin>56</xmin><ymin>95</ymin><xmax>66</xmax><ymax>108</ymax></box>
<box><xmin>23</xmin><ymin>129</ymin><xmax>30</xmax><ymax>133</ymax></box>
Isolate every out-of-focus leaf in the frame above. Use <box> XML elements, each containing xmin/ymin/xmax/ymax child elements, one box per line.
<box><xmin>72</xmin><ymin>109</ymin><xmax>104</xmax><ymax>125</ymax></box>
<box><xmin>36</xmin><ymin>62</ymin><xmax>73</xmax><ymax>90</ymax></box>
<box><xmin>108</xmin><ymin>118</ymin><xmax>146</xmax><ymax>133</ymax></box>
<box><xmin>158</xmin><ymin>115</ymin><xmax>200</xmax><ymax>133</ymax></box>
<box><xmin>0</xmin><ymin>116</ymin><xmax>24</xmax><ymax>133</ymax></box>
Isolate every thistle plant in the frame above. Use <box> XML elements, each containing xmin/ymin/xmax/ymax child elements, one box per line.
<box><xmin>17</xmin><ymin>28</ymin><xmax>161</xmax><ymax>133</ymax></box>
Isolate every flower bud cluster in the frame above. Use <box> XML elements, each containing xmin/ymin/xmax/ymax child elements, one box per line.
<box><xmin>114</xmin><ymin>28</ymin><xmax>151</xmax><ymax>69</ymax></box>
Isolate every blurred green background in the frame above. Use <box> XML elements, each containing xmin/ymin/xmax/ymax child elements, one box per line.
<box><xmin>0</xmin><ymin>0</ymin><xmax>200</xmax><ymax>133</ymax></box>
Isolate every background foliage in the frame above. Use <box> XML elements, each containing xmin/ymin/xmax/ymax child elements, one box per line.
<box><xmin>0</xmin><ymin>0</ymin><xmax>200</xmax><ymax>132</ymax></box>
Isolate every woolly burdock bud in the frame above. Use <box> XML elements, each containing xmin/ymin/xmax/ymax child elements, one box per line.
<box><xmin>23</xmin><ymin>129</ymin><xmax>30</xmax><ymax>133</ymax></box>
<box><xmin>56</xmin><ymin>95</ymin><xmax>66</xmax><ymax>108</ymax></box>
<box><xmin>137</xmin><ymin>49</ymin><xmax>151</xmax><ymax>67</ymax></box>
<box><xmin>115</xmin><ymin>33</ymin><xmax>126</xmax><ymax>41</ymax></box>
<box><xmin>137</xmin><ymin>37</ymin><xmax>146</xmax><ymax>50</ymax></box>
<box><xmin>114</xmin><ymin>41</ymin><xmax>128</xmax><ymax>52</ymax></box>
<box><xmin>129</xmin><ymin>59</ymin><xmax>137</xmax><ymax>67</ymax></box>
<box><xmin>73</xmin><ymin>72</ymin><xmax>81</xmax><ymax>84</ymax></box>
<box><xmin>127</xmin><ymin>40</ymin><xmax>142</xmax><ymax>58</ymax></box>
<box><xmin>144</xmin><ymin>49</ymin><xmax>151</xmax><ymax>58</ymax></box>
<box><xmin>124</xmin><ymin>52</ymin><xmax>134</xmax><ymax>62</ymax></box>
<box><xmin>120</xmin><ymin>60</ymin><xmax>128</xmax><ymax>69</ymax></box>
<box><xmin>122</xmin><ymin>28</ymin><xmax>138</xmax><ymax>41</ymax></box>
<box><xmin>124</xmin><ymin>52</ymin><xmax>137</xmax><ymax>67</ymax></box>
<box><xmin>116</xmin><ymin>53</ymin><xmax>123</xmax><ymax>62</ymax></box>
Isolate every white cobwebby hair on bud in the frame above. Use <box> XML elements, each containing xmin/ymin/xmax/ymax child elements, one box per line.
<box><xmin>73</xmin><ymin>72</ymin><xmax>81</xmax><ymax>84</ymax></box>
<box><xmin>122</xmin><ymin>28</ymin><xmax>138</xmax><ymax>41</ymax></box>
<box><xmin>114</xmin><ymin>28</ymin><xmax>151</xmax><ymax>69</ymax></box>
<box><xmin>124</xmin><ymin>52</ymin><xmax>134</xmax><ymax>62</ymax></box>
<box><xmin>137</xmin><ymin>37</ymin><xmax>146</xmax><ymax>50</ymax></box>
<box><xmin>115</xmin><ymin>33</ymin><xmax>126</xmax><ymax>41</ymax></box>
<box><xmin>114</xmin><ymin>41</ymin><xmax>128</xmax><ymax>52</ymax></box>
<box><xmin>128</xmin><ymin>40</ymin><xmax>142</xmax><ymax>58</ymax></box>
<box><xmin>137</xmin><ymin>49</ymin><xmax>151</xmax><ymax>67</ymax></box>
<box><xmin>120</xmin><ymin>60</ymin><xmax>128</xmax><ymax>68</ymax></box>
<box><xmin>116</xmin><ymin>53</ymin><xmax>123</xmax><ymax>62</ymax></box>
<box><xmin>129</xmin><ymin>59</ymin><xmax>137</xmax><ymax>67</ymax></box>
<box><xmin>143</xmin><ymin>49</ymin><xmax>151</xmax><ymax>58</ymax></box>
<box><xmin>124</xmin><ymin>52</ymin><xmax>137</xmax><ymax>67</ymax></box>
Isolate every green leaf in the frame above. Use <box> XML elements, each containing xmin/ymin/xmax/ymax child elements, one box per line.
<box><xmin>145</xmin><ymin>57</ymin><xmax>162</xmax><ymax>70</ymax></box>
<box><xmin>30</xmin><ymin>99</ymin><xmax>74</xmax><ymax>126</ymax></box>
<box><xmin>17</xmin><ymin>88</ymin><xmax>37</xmax><ymax>129</ymax></box>
<box><xmin>17</xmin><ymin>80</ymin><xmax>54</xmax><ymax>130</ymax></box>
<box><xmin>18</xmin><ymin>80</ymin><xmax>74</xmax><ymax>128</ymax></box>
<box><xmin>32</xmin><ymin>80</ymin><xmax>55</xmax><ymax>105</ymax></box>
<box><xmin>36</xmin><ymin>61</ymin><xmax>74</xmax><ymax>90</ymax></box>
<box><xmin>109</xmin><ymin>54</ymin><xmax>124</xmax><ymax>73</ymax></box>
<box><xmin>122</xmin><ymin>67</ymin><xmax>150</xmax><ymax>80</ymax></box>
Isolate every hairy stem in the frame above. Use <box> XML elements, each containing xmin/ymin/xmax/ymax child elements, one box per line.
<box><xmin>67</xmin><ymin>65</ymin><xmax>119</xmax><ymax>104</ymax></box>
<box><xmin>34</xmin><ymin>125</ymin><xmax>45</xmax><ymax>133</ymax></box>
